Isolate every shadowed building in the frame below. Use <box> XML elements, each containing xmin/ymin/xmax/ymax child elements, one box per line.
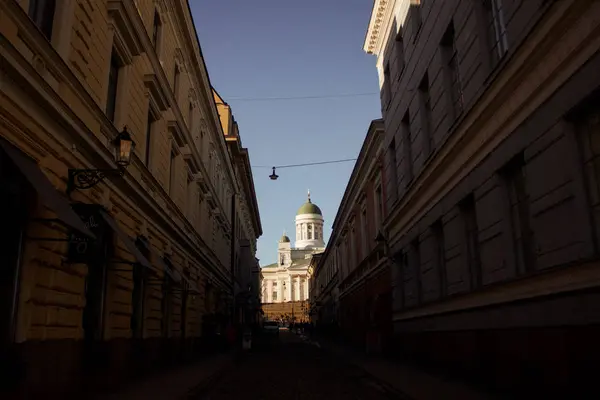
<box><xmin>364</xmin><ymin>0</ymin><xmax>600</xmax><ymax>395</ymax></box>
<box><xmin>0</xmin><ymin>0</ymin><xmax>260</xmax><ymax>397</ymax></box>
<box><xmin>310</xmin><ymin>120</ymin><xmax>388</xmax><ymax>349</ymax></box>
<box><xmin>214</xmin><ymin>89</ymin><xmax>263</xmax><ymax>329</ymax></box>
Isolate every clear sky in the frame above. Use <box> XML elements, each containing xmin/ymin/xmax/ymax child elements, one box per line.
<box><xmin>191</xmin><ymin>0</ymin><xmax>381</xmax><ymax>265</ymax></box>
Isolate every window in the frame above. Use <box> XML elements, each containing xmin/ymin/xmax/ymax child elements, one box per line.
<box><xmin>152</xmin><ymin>10</ymin><xmax>162</xmax><ymax>52</ymax></box>
<box><xmin>394</xmin><ymin>28</ymin><xmax>405</xmax><ymax>76</ymax></box>
<box><xmin>186</xmin><ymin>174</ymin><xmax>195</xmax><ymax>219</ymax></box>
<box><xmin>387</xmin><ymin>139</ymin><xmax>399</xmax><ymax>204</ymax></box>
<box><xmin>145</xmin><ymin>111</ymin><xmax>156</xmax><ymax>166</ymax></box>
<box><xmin>418</xmin><ymin>72</ymin><xmax>433</xmax><ymax>157</ymax></box>
<box><xmin>161</xmin><ymin>257</ymin><xmax>173</xmax><ymax>338</ymax></box>
<box><xmin>401</xmin><ymin>111</ymin><xmax>414</xmax><ymax>183</ymax></box>
<box><xmin>308</xmin><ymin>224</ymin><xmax>313</xmax><ymax>240</ymax></box>
<box><xmin>350</xmin><ymin>226</ymin><xmax>357</xmax><ymax>269</ymax></box>
<box><xmin>173</xmin><ymin>65</ymin><xmax>180</xmax><ymax>99</ymax></box>
<box><xmin>180</xmin><ymin>271</ymin><xmax>189</xmax><ymax>339</ymax></box>
<box><xmin>169</xmin><ymin>149</ymin><xmax>177</xmax><ymax>195</ymax></box>
<box><xmin>459</xmin><ymin>194</ymin><xmax>481</xmax><ymax>289</ymax></box>
<box><xmin>431</xmin><ymin>220</ymin><xmax>446</xmax><ymax>298</ymax></box>
<box><xmin>272</xmin><ymin>291</ymin><xmax>277</xmax><ymax>301</ymax></box>
<box><xmin>410</xmin><ymin>238</ymin><xmax>422</xmax><ymax>304</ymax></box>
<box><xmin>383</xmin><ymin>63</ymin><xmax>392</xmax><ymax>109</ymax></box>
<box><xmin>132</xmin><ymin>238</ymin><xmax>149</xmax><ymax>339</ymax></box>
<box><xmin>441</xmin><ymin>22</ymin><xmax>464</xmax><ymax>120</ymax></box>
<box><xmin>280</xmin><ymin>254</ymin><xmax>285</xmax><ymax>265</ymax></box>
<box><xmin>106</xmin><ymin>51</ymin><xmax>121</xmax><ymax>123</ymax></box>
<box><xmin>500</xmin><ymin>153</ymin><xmax>535</xmax><ymax>274</ymax></box>
<box><xmin>28</xmin><ymin>0</ymin><xmax>56</xmax><ymax>41</ymax></box>
<box><xmin>375</xmin><ymin>183</ymin><xmax>383</xmax><ymax>226</ymax></box>
<box><xmin>410</xmin><ymin>0</ymin><xmax>423</xmax><ymax>41</ymax></box>
<box><xmin>361</xmin><ymin>206</ymin><xmax>369</xmax><ymax>256</ymax></box>
<box><xmin>188</xmin><ymin>102</ymin><xmax>194</xmax><ymax>130</ymax></box>
<box><xmin>483</xmin><ymin>0</ymin><xmax>508</xmax><ymax>64</ymax></box>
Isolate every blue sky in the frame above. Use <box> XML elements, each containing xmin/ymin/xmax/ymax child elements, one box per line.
<box><xmin>191</xmin><ymin>0</ymin><xmax>381</xmax><ymax>265</ymax></box>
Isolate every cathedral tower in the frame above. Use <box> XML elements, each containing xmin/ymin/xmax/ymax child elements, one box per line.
<box><xmin>295</xmin><ymin>190</ymin><xmax>325</xmax><ymax>249</ymax></box>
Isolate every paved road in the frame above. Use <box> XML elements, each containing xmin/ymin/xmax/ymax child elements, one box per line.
<box><xmin>191</xmin><ymin>331</ymin><xmax>408</xmax><ymax>400</ymax></box>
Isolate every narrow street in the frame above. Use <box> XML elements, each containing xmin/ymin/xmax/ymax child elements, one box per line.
<box><xmin>191</xmin><ymin>331</ymin><xmax>408</xmax><ymax>400</ymax></box>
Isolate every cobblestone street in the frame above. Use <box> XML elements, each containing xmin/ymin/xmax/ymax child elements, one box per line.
<box><xmin>191</xmin><ymin>332</ymin><xmax>407</xmax><ymax>400</ymax></box>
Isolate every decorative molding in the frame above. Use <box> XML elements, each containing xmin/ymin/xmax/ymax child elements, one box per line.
<box><xmin>167</xmin><ymin>120</ymin><xmax>186</xmax><ymax>147</ymax></box>
<box><xmin>143</xmin><ymin>74</ymin><xmax>169</xmax><ymax>111</ymax></box>
<box><xmin>153</xmin><ymin>0</ymin><xmax>168</xmax><ymax>19</ymax></box>
<box><xmin>188</xmin><ymin>88</ymin><xmax>196</xmax><ymax>102</ymax></box>
<box><xmin>107</xmin><ymin>0</ymin><xmax>144</xmax><ymax>64</ymax></box>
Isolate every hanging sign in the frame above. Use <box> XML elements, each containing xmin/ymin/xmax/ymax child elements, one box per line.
<box><xmin>67</xmin><ymin>203</ymin><xmax>108</xmax><ymax>263</ymax></box>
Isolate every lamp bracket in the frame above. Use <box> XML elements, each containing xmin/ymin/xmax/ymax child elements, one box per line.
<box><xmin>67</xmin><ymin>167</ymin><xmax>125</xmax><ymax>195</ymax></box>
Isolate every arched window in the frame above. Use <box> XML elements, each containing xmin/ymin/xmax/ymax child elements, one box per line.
<box><xmin>308</xmin><ymin>224</ymin><xmax>313</xmax><ymax>240</ymax></box>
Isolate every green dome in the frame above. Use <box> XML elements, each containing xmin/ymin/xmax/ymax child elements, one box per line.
<box><xmin>279</xmin><ymin>234</ymin><xmax>290</xmax><ymax>243</ymax></box>
<box><xmin>297</xmin><ymin>200</ymin><xmax>322</xmax><ymax>216</ymax></box>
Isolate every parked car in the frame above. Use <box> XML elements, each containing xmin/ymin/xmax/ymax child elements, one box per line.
<box><xmin>262</xmin><ymin>321</ymin><xmax>280</xmax><ymax>338</ymax></box>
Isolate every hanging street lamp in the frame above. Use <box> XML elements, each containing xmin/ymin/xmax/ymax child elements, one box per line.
<box><xmin>269</xmin><ymin>166</ymin><xmax>279</xmax><ymax>180</ymax></box>
<box><xmin>67</xmin><ymin>127</ymin><xmax>136</xmax><ymax>196</ymax></box>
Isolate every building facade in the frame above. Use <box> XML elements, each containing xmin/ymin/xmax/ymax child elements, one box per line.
<box><xmin>260</xmin><ymin>193</ymin><xmax>323</xmax><ymax>322</ymax></box>
<box><xmin>365</xmin><ymin>0</ymin><xmax>600</xmax><ymax>395</ymax></box>
<box><xmin>214</xmin><ymin>89</ymin><xmax>263</xmax><ymax>328</ymax></box>
<box><xmin>311</xmin><ymin>119</ymin><xmax>389</xmax><ymax>349</ymax></box>
<box><xmin>0</xmin><ymin>0</ymin><xmax>260</xmax><ymax>397</ymax></box>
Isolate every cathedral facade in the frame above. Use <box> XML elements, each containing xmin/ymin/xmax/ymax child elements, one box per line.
<box><xmin>260</xmin><ymin>192</ymin><xmax>324</xmax><ymax>308</ymax></box>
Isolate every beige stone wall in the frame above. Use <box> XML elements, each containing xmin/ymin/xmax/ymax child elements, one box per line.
<box><xmin>0</xmin><ymin>0</ymin><xmax>245</xmax><ymax>345</ymax></box>
<box><xmin>262</xmin><ymin>302</ymin><xmax>310</xmax><ymax>323</ymax></box>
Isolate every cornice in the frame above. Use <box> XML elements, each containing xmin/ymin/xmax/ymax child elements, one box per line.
<box><xmin>364</xmin><ymin>0</ymin><xmax>392</xmax><ymax>55</ymax></box>
<box><xmin>330</xmin><ymin>119</ymin><xmax>384</xmax><ymax>236</ymax></box>
<box><xmin>173</xmin><ymin>0</ymin><xmax>238</xmax><ymax>192</ymax></box>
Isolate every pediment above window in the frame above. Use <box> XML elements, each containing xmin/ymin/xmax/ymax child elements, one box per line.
<box><xmin>193</xmin><ymin>172</ymin><xmax>210</xmax><ymax>194</ymax></box>
<box><xmin>180</xmin><ymin>144</ymin><xmax>192</xmax><ymax>160</ymax></box>
<box><xmin>167</xmin><ymin>120</ymin><xmax>185</xmax><ymax>146</ymax></box>
<box><xmin>144</xmin><ymin>74</ymin><xmax>170</xmax><ymax>111</ymax></box>
<box><xmin>107</xmin><ymin>0</ymin><xmax>144</xmax><ymax>64</ymax></box>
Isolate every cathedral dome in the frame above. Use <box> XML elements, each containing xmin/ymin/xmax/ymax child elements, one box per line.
<box><xmin>296</xmin><ymin>191</ymin><xmax>322</xmax><ymax>215</ymax></box>
<box><xmin>297</xmin><ymin>201</ymin><xmax>322</xmax><ymax>216</ymax></box>
<box><xmin>279</xmin><ymin>234</ymin><xmax>290</xmax><ymax>243</ymax></box>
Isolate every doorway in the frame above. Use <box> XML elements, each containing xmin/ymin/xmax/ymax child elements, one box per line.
<box><xmin>0</xmin><ymin>152</ymin><xmax>31</xmax><ymax>388</ymax></box>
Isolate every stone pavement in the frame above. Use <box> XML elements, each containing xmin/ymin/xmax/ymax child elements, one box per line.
<box><xmin>192</xmin><ymin>331</ymin><xmax>408</xmax><ymax>399</ymax></box>
<box><xmin>91</xmin><ymin>332</ymin><xmax>505</xmax><ymax>400</ymax></box>
<box><xmin>93</xmin><ymin>351</ymin><xmax>235</xmax><ymax>400</ymax></box>
<box><xmin>309</xmin><ymin>335</ymin><xmax>506</xmax><ymax>400</ymax></box>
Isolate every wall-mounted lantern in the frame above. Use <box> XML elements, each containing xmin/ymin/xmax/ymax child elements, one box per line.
<box><xmin>67</xmin><ymin>127</ymin><xmax>136</xmax><ymax>196</ymax></box>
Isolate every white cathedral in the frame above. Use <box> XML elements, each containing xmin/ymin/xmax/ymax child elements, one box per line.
<box><xmin>260</xmin><ymin>191</ymin><xmax>325</xmax><ymax>303</ymax></box>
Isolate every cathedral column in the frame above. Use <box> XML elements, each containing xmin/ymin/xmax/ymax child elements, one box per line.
<box><xmin>287</xmin><ymin>276</ymin><xmax>292</xmax><ymax>301</ymax></box>
<box><xmin>304</xmin><ymin>278</ymin><xmax>309</xmax><ymax>300</ymax></box>
<box><xmin>267</xmin><ymin>280</ymin><xmax>273</xmax><ymax>303</ymax></box>
<box><xmin>296</xmin><ymin>277</ymin><xmax>300</xmax><ymax>301</ymax></box>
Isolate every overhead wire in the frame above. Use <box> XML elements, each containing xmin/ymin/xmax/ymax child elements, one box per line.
<box><xmin>225</xmin><ymin>92</ymin><xmax>379</xmax><ymax>102</ymax></box>
<box><xmin>252</xmin><ymin>158</ymin><xmax>357</xmax><ymax>169</ymax></box>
